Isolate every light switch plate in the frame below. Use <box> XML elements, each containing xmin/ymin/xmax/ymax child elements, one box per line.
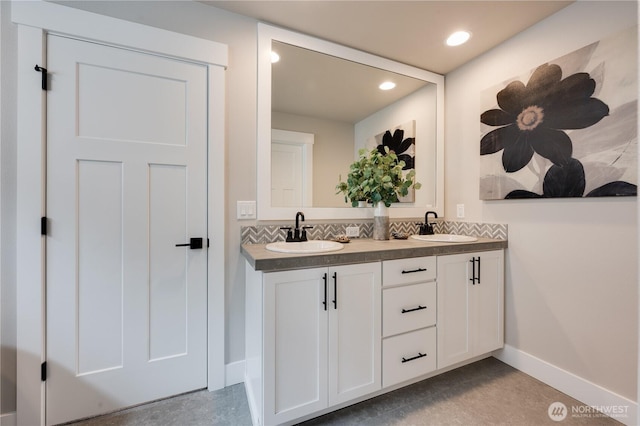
<box><xmin>456</xmin><ymin>204</ymin><xmax>465</xmax><ymax>218</ymax></box>
<box><xmin>237</xmin><ymin>201</ymin><xmax>256</xmax><ymax>220</ymax></box>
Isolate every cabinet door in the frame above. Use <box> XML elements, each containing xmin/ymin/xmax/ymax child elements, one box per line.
<box><xmin>263</xmin><ymin>268</ymin><xmax>329</xmax><ymax>425</ymax></box>
<box><xmin>437</xmin><ymin>250</ymin><xmax>504</xmax><ymax>369</ymax></box>
<box><xmin>472</xmin><ymin>250</ymin><xmax>504</xmax><ymax>356</ymax></box>
<box><xmin>437</xmin><ymin>253</ymin><xmax>473</xmax><ymax>369</ymax></box>
<box><xmin>328</xmin><ymin>263</ymin><xmax>381</xmax><ymax>405</ymax></box>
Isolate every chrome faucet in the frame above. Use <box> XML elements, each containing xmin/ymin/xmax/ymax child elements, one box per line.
<box><xmin>419</xmin><ymin>211</ymin><xmax>438</xmax><ymax>235</ymax></box>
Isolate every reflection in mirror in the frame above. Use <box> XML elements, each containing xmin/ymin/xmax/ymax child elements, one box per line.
<box><xmin>271</xmin><ymin>129</ymin><xmax>314</xmax><ymax>207</ymax></box>
<box><xmin>258</xmin><ymin>24</ymin><xmax>444</xmax><ymax>220</ymax></box>
<box><xmin>272</xmin><ymin>41</ymin><xmax>433</xmax><ymax>208</ymax></box>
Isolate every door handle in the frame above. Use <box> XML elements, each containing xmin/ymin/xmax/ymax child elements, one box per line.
<box><xmin>175</xmin><ymin>237</ymin><xmax>203</xmax><ymax>249</ymax></box>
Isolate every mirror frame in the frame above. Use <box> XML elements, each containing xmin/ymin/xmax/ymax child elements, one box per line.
<box><xmin>257</xmin><ymin>23</ymin><xmax>444</xmax><ymax>220</ymax></box>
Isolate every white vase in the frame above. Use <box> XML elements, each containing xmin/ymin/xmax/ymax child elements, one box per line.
<box><xmin>373</xmin><ymin>202</ymin><xmax>390</xmax><ymax>240</ymax></box>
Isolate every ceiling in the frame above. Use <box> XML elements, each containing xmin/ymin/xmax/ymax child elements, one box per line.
<box><xmin>203</xmin><ymin>1</ymin><xmax>574</xmax><ymax>75</ymax></box>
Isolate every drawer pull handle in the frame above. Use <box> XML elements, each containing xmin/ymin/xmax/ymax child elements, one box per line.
<box><xmin>402</xmin><ymin>352</ymin><xmax>427</xmax><ymax>363</ymax></box>
<box><xmin>401</xmin><ymin>268</ymin><xmax>427</xmax><ymax>274</ymax></box>
<box><xmin>401</xmin><ymin>305</ymin><xmax>427</xmax><ymax>314</ymax></box>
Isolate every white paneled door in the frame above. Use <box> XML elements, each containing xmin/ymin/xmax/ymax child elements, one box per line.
<box><xmin>46</xmin><ymin>35</ymin><xmax>208</xmax><ymax>425</ymax></box>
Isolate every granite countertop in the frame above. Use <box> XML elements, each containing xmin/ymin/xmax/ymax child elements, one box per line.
<box><xmin>241</xmin><ymin>237</ymin><xmax>508</xmax><ymax>272</ymax></box>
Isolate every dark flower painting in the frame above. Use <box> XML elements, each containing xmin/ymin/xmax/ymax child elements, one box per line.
<box><xmin>367</xmin><ymin>120</ymin><xmax>416</xmax><ymax>202</ymax></box>
<box><xmin>480</xmin><ymin>26</ymin><xmax>637</xmax><ymax>200</ymax></box>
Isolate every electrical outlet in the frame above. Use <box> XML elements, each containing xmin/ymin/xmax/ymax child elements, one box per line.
<box><xmin>345</xmin><ymin>226</ymin><xmax>360</xmax><ymax>238</ymax></box>
<box><xmin>456</xmin><ymin>204</ymin><xmax>465</xmax><ymax>218</ymax></box>
<box><xmin>237</xmin><ymin>201</ymin><xmax>256</xmax><ymax>220</ymax></box>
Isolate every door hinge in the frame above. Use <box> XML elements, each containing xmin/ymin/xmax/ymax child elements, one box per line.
<box><xmin>41</xmin><ymin>362</ymin><xmax>47</xmax><ymax>382</ymax></box>
<box><xmin>41</xmin><ymin>217</ymin><xmax>47</xmax><ymax>236</ymax></box>
<box><xmin>207</xmin><ymin>238</ymin><xmax>210</xmax><ymax>248</ymax></box>
<box><xmin>34</xmin><ymin>65</ymin><xmax>48</xmax><ymax>90</ymax></box>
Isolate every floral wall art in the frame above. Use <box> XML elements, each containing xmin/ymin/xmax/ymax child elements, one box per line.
<box><xmin>480</xmin><ymin>26</ymin><xmax>637</xmax><ymax>200</ymax></box>
<box><xmin>367</xmin><ymin>120</ymin><xmax>416</xmax><ymax>202</ymax></box>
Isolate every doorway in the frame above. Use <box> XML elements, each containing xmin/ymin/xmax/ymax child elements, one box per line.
<box><xmin>45</xmin><ymin>34</ymin><xmax>208</xmax><ymax>424</ymax></box>
<box><xmin>271</xmin><ymin>129</ymin><xmax>314</xmax><ymax>207</ymax></box>
<box><xmin>13</xmin><ymin>3</ymin><xmax>227</xmax><ymax>425</ymax></box>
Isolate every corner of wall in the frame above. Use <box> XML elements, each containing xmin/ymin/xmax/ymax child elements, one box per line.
<box><xmin>495</xmin><ymin>346</ymin><xmax>637</xmax><ymax>426</ymax></box>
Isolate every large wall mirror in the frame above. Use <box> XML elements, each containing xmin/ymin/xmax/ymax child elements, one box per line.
<box><xmin>257</xmin><ymin>24</ymin><xmax>444</xmax><ymax>220</ymax></box>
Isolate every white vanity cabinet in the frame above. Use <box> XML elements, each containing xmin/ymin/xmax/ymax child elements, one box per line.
<box><xmin>243</xmin><ymin>239</ymin><xmax>506</xmax><ymax>426</ymax></box>
<box><xmin>247</xmin><ymin>262</ymin><xmax>381</xmax><ymax>426</ymax></box>
<box><xmin>436</xmin><ymin>250</ymin><xmax>504</xmax><ymax>369</ymax></box>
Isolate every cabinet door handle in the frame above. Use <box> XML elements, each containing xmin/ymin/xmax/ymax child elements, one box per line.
<box><xmin>322</xmin><ymin>273</ymin><xmax>328</xmax><ymax>311</ymax></box>
<box><xmin>469</xmin><ymin>258</ymin><xmax>475</xmax><ymax>285</ymax></box>
<box><xmin>332</xmin><ymin>272</ymin><xmax>337</xmax><ymax>309</ymax></box>
<box><xmin>401</xmin><ymin>267</ymin><xmax>427</xmax><ymax>274</ymax></box>
<box><xmin>402</xmin><ymin>352</ymin><xmax>427</xmax><ymax>363</ymax></box>
<box><xmin>469</xmin><ymin>257</ymin><xmax>481</xmax><ymax>285</ymax></box>
<box><xmin>401</xmin><ymin>305</ymin><xmax>427</xmax><ymax>314</ymax></box>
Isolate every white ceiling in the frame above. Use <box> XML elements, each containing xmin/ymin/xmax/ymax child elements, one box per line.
<box><xmin>203</xmin><ymin>1</ymin><xmax>574</xmax><ymax>75</ymax></box>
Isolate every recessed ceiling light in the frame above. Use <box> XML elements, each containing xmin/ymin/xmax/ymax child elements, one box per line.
<box><xmin>446</xmin><ymin>31</ymin><xmax>471</xmax><ymax>47</ymax></box>
<box><xmin>379</xmin><ymin>81</ymin><xmax>396</xmax><ymax>90</ymax></box>
<box><xmin>270</xmin><ymin>51</ymin><xmax>280</xmax><ymax>63</ymax></box>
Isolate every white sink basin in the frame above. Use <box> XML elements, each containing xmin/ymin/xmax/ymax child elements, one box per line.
<box><xmin>266</xmin><ymin>240</ymin><xmax>345</xmax><ymax>254</ymax></box>
<box><xmin>411</xmin><ymin>234</ymin><xmax>478</xmax><ymax>243</ymax></box>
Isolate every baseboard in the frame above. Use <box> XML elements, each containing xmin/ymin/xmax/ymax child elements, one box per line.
<box><xmin>0</xmin><ymin>412</ymin><xmax>17</xmax><ymax>426</ymax></box>
<box><xmin>225</xmin><ymin>359</ymin><xmax>246</xmax><ymax>387</ymax></box>
<box><xmin>244</xmin><ymin>371</ymin><xmax>261</xmax><ymax>426</ymax></box>
<box><xmin>494</xmin><ymin>345</ymin><xmax>637</xmax><ymax>426</ymax></box>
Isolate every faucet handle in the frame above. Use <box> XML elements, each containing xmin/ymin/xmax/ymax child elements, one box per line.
<box><xmin>280</xmin><ymin>226</ymin><xmax>294</xmax><ymax>242</ymax></box>
<box><xmin>301</xmin><ymin>225</ymin><xmax>313</xmax><ymax>242</ymax></box>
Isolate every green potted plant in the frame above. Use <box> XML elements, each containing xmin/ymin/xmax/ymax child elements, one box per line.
<box><xmin>336</xmin><ymin>147</ymin><xmax>421</xmax><ymax>207</ymax></box>
<box><xmin>336</xmin><ymin>147</ymin><xmax>421</xmax><ymax>239</ymax></box>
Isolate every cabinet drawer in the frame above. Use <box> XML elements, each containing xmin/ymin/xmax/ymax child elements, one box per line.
<box><xmin>383</xmin><ymin>327</ymin><xmax>436</xmax><ymax>388</ymax></box>
<box><xmin>383</xmin><ymin>282</ymin><xmax>436</xmax><ymax>337</ymax></box>
<box><xmin>382</xmin><ymin>256</ymin><xmax>436</xmax><ymax>287</ymax></box>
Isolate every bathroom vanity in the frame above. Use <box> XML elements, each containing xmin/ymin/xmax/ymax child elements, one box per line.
<box><xmin>242</xmin><ymin>237</ymin><xmax>506</xmax><ymax>426</ymax></box>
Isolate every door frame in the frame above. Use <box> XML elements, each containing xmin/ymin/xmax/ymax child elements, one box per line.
<box><xmin>12</xmin><ymin>2</ymin><xmax>228</xmax><ymax>425</ymax></box>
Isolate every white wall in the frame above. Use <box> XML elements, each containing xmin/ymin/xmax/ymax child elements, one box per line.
<box><xmin>445</xmin><ymin>0</ymin><xmax>637</xmax><ymax>400</ymax></box>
